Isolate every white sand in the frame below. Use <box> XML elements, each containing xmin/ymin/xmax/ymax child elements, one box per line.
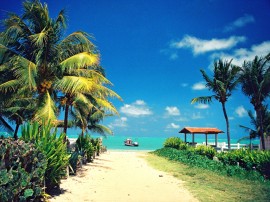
<box><xmin>50</xmin><ymin>151</ymin><xmax>198</xmax><ymax>202</ymax></box>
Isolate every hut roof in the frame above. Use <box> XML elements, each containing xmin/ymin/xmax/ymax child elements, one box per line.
<box><xmin>179</xmin><ymin>127</ymin><xmax>224</xmax><ymax>134</ymax></box>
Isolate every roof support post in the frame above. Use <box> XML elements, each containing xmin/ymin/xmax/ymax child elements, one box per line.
<box><xmin>215</xmin><ymin>133</ymin><xmax>218</xmax><ymax>147</ymax></box>
<box><xmin>205</xmin><ymin>133</ymin><xmax>208</xmax><ymax>145</ymax></box>
<box><xmin>192</xmin><ymin>133</ymin><xmax>194</xmax><ymax>145</ymax></box>
<box><xmin>184</xmin><ymin>133</ymin><xmax>187</xmax><ymax>143</ymax></box>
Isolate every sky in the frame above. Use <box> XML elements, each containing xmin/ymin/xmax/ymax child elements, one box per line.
<box><xmin>1</xmin><ymin>0</ymin><xmax>270</xmax><ymax>140</ymax></box>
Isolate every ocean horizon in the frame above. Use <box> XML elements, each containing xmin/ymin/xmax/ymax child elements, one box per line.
<box><xmin>68</xmin><ymin>134</ymin><xmax>260</xmax><ymax>151</ymax></box>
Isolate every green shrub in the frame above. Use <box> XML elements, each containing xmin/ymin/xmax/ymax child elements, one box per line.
<box><xmin>194</xmin><ymin>145</ymin><xmax>216</xmax><ymax>159</ymax></box>
<box><xmin>0</xmin><ymin>138</ymin><xmax>47</xmax><ymax>201</ymax></box>
<box><xmin>152</xmin><ymin>148</ymin><xmax>265</xmax><ymax>181</ymax></box>
<box><xmin>21</xmin><ymin>121</ymin><xmax>70</xmax><ymax>190</ymax></box>
<box><xmin>163</xmin><ymin>137</ymin><xmax>183</xmax><ymax>149</ymax></box>
<box><xmin>68</xmin><ymin>151</ymin><xmax>81</xmax><ymax>174</ymax></box>
<box><xmin>76</xmin><ymin>134</ymin><xmax>95</xmax><ymax>162</ymax></box>
<box><xmin>216</xmin><ymin>148</ymin><xmax>270</xmax><ymax>179</ymax></box>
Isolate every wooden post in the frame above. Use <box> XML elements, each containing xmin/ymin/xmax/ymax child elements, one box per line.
<box><xmin>184</xmin><ymin>133</ymin><xmax>187</xmax><ymax>143</ymax></box>
<box><xmin>205</xmin><ymin>134</ymin><xmax>208</xmax><ymax>145</ymax></box>
<box><xmin>215</xmin><ymin>133</ymin><xmax>218</xmax><ymax>147</ymax></box>
<box><xmin>192</xmin><ymin>133</ymin><xmax>194</xmax><ymax>145</ymax></box>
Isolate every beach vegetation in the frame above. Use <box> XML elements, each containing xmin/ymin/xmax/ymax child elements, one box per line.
<box><xmin>146</xmin><ymin>152</ymin><xmax>270</xmax><ymax>202</ymax></box>
<box><xmin>163</xmin><ymin>136</ymin><xmax>184</xmax><ymax>149</ymax></box>
<box><xmin>0</xmin><ymin>0</ymin><xmax>121</xmax><ymax>138</ymax></box>
<box><xmin>21</xmin><ymin>121</ymin><xmax>70</xmax><ymax>191</ymax></box>
<box><xmin>191</xmin><ymin>59</ymin><xmax>240</xmax><ymax>149</ymax></box>
<box><xmin>240</xmin><ymin>54</ymin><xmax>270</xmax><ymax>150</ymax></box>
<box><xmin>0</xmin><ymin>138</ymin><xmax>47</xmax><ymax>201</ymax></box>
<box><xmin>75</xmin><ymin>134</ymin><xmax>95</xmax><ymax>162</ymax></box>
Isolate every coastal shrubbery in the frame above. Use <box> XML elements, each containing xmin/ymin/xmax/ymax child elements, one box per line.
<box><xmin>216</xmin><ymin>148</ymin><xmax>270</xmax><ymax>179</ymax></box>
<box><xmin>0</xmin><ymin>138</ymin><xmax>47</xmax><ymax>201</ymax></box>
<box><xmin>153</xmin><ymin>147</ymin><xmax>264</xmax><ymax>181</ymax></box>
<box><xmin>158</xmin><ymin>137</ymin><xmax>270</xmax><ymax>180</ymax></box>
<box><xmin>163</xmin><ymin>137</ymin><xmax>185</xmax><ymax>149</ymax></box>
<box><xmin>21</xmin><ymin>122</ymin><xmax>70</xmax><ymax>190</ymax></box>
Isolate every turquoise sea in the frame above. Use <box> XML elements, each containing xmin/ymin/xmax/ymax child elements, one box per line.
<box><xmin>68</xmin><ymin>134</ymin><xmax>260</xmax><ymax>151</ymax></box>
<box><xmin>1</xmin><ymin>132</ymin><xmax>259</xmax><ymax>151</ymax></box>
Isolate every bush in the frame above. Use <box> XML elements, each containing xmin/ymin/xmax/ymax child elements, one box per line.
<box><xmin>152</xmin><ymin>148</ymin><xmax>265</xmax><ymax>181</ymax></box>
<box><xmin>194</xmin><ymin>145</ymin><xmax>216</xmax><ymax>159</ymax></box>
<box><xmin>21</xmin><ymin>121</ymin><xmax>70</xmax><ymax>190</ymax></box>
<box><xmin>76</xmin><ymin>134</ymin><xmax>95</xmax><ymax>162</ymax></box>
<box><xmin>216</xmin><ymin>148</ymin><xmax>270</xmax><ymax>179</ymax></box>
<box><xmin>163</xmin><ymin>137</ymin><xmax>183</xmax><ymax>149</ymax></box>
<box><xmin>0</xmin><ymin>138</ymin><xmax>47</xmax><ymax>201</ymax></box>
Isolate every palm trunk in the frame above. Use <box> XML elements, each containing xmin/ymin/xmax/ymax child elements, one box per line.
<box><xmin>256</xmin><ymin>107</ymin><xmax>265</xmax><ymax>150</ymax></box>
<box><xmin>63</xmin><ymin>103</ymin><xmax>69</xmax><ymax>140</ymax></box>
<box><xmin>221</xmin><ymin>102</ymin><xmax>231</xmax><ymax>149</ymax></box>
<box><xmin>13</xmin><ymin>123</ymin><xmax>20</xmax><ymax>140</ymax></box>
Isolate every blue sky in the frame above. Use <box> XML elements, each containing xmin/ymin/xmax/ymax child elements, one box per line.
<box><xmin>1</xmin><ymin>0</ymin><xmax>270</xmax><ymax>139</ymax></box>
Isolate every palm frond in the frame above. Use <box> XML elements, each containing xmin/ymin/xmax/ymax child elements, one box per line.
<box><xmin>88</xmin><ymin>124</ymin><xmax>113</xmax><ymax>136</ymax></box>
<box><xmin>191</xmin><ymin>96</ymin><xmax>214</xmax><ymax>104</ymax></box>
<box><xmin>0</xmin><ymin>79</ymin><xmax>20</xmax><ymax>93</ymax></box>
<box><xmin>0</xmin><ymin>116</ymin><xmax>14</xmax><ymax>133</ymax></box>
<box><xmin>34</xmin><ymin>91</ymin><xmax>57</xmax><ymax>122</ymax></box>
<box><xmin>93</xmin><ymin>97</ymin><xmax>119</xmax><ymax>115</ymax></box>
<box><xmin>60</xmin><ymin>52</ymin><xmax>99</xmax><ymax>71</ymax></box>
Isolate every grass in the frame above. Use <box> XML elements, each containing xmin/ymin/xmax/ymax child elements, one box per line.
<box><xmin>145</xmin><ymin>153</ymin><xmax>270</xmax><ymax>202</ymax></box>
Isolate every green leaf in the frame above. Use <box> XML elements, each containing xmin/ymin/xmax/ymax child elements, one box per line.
<box><xmin>24</xmin><ymin>189</ymin><xmax>34</xmax><ymax>198</ymax></box>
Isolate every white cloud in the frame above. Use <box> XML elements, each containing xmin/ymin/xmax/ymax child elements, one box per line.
<box><xmin>235</xmin><ymin>106</ymin><xmax>248</xmax><ymax>117</ymax></box>
<box><xmin>170</xmin><ymin>53</ymin><xmax>178</xmax><ymax>60</ymax></box>
<box><xmin>171</xmin><ymin>35</ymin><xmax>246</xmax><ymax>55</ymax></box>
<box><xmin>195</xmin><ymin>103</ymin><xmax>209</xmax><ymax>109</ymax></box>
<box><xmin>176</xmin><ymin>117</ymin><xmax>189</xmax><ymax>122</ymax></box>
<box><xmin>166</xmin><ymin>123</ymin><xmax>180</xmax><ymax>129</ymax></box>
<box><xmin>192</xmin><ymin>82</ymin><xmax>206</xmax><ymax>90</ymax></box>
<box><xmin>108</xmin><ymin>117</ymin><xmax>128</xmax><ymax>129</ymax></box>
<box><xmin>192</xmin><ymin>112</ymin><xmax>204</xmax><ymax>119</ymax></box>
<box><xmin>120</xmin><ymin>100</ymin><xmax>153</xmax><ymax>117</ymax></box>
<box><xmin>165</xmin><ymin>106</ymin><xmax>180</xmax><ymax>116</ymax></box>
<box><xmin>211</xmin><ymin>41</ymin><xmax>270</xmax><ymax>66</ymax></box>
<box><xmin>224</xmin><ymin>14</ymin><xmax>255</xmax><ymax>32</ymax></box>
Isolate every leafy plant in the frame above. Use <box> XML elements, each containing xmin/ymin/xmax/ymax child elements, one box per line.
<box><xmin>194</xmin><ymin>145</ymin><xmax>216</xmax><ymax>159</ymax></box>
<box><xmin>76</xmin><ymin>134</ymin><xmax>95</xmax><ymax>162</ymax></box>
<box><xmin>152</xmin><ymin>148</ymin><xmax>265</xmax><ymax>181</ymax></box>
<box><xmin>0</xmin><ymin>138</ymin><xmax>47</xmax><ymax>201</ymax></box>
<box><xmin>216</xmin><ymin>148</ymin><xmax>270</xmax><ymax>179</ymax></box>
<box><xmin>163</xmin><ymin>137</ymin><xmax>183</xmax><ymax>149</ymax></box>
<box><xmin>21</xmin><ymin>121</ymin><xmax>70</xmax><ymax>191</ymax></box>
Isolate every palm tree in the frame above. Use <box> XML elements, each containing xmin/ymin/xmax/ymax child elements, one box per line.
<box><xmin>191</xmin><ymin>59</ymin><xmax>240</xmax><ymax>149</ymax></box>
<box><xmin>0</xmin><ymin>1</ymin><xmax>105</xmax><ymax>126</ymax></box>
<box><xmin>238</xmin><ymin>106</ymin><xmax>270</xmax><ymax>148</ymax></box>
<box><xmin>240</xmin><ymin>55</ymin><xmax>270</xmax><ymax>150</ymax></box>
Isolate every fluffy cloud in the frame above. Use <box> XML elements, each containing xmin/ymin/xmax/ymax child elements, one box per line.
<box><xmin>211</xmin><ymin>41</ymin><xmax>270</xmax><ymax>66</ymax></box>
<box><xmin>192</xmin><ymin>82</ymin><xmax>206</xmax><ymax>90</ymax></box>
<box><xmin>235</xmin><ymin>106</ymin><xmax>248</xmax><ymax>117</ymax></box>
<box><xmin>171</xmin><ymin>35</ymin><xmax>246</xmax><ymax>55</ymax></box>
<box><xmin>108</xmin><ymin>117</ymin><xmax>128</xmax><ymax>129</ymax></box>
<box><xmin>165</xmin><ymin>106</ymin><xmax>180</xmax><ymax>116</ymax></box>
<box><xmin>166</xmin><ymin>123</ymin><xmax>180</xmax><ymax>129</ymax></box>
<box><xmin>195</xmin><ymin>103</ymin><xmax>209</xmax><ymax>109</ymax></box>
<box><xmin>224</xmin><ymin>14</ymin><xmax>255</xmax><ymax>32</ymax></box>
<box><xmin>120</xmin><ymin>100</ymin><xmax>153</xmax><ymax>117</ymax></box>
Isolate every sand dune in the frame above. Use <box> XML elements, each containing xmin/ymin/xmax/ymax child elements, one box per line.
<box><xmin>50</xmin><ymin>151</ymin><xmax>198</xmax><ymax>202</ymax></box>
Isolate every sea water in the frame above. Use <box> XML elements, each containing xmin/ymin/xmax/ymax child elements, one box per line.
<box><xmin>67</xmin><ymin>134</ymin><xmax>260</xmax><ymax>151</ymax></box>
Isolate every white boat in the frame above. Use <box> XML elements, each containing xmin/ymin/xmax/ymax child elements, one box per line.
<box><xmin>124</xmin><ymin>138</ymin><xmax>139</xmax><ymax>147</ymax></box>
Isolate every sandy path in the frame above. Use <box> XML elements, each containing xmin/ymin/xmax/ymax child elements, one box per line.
<box><xmin>50</xmin><ymin>151</ymin><xmax>198</xmax><ymax>202</ymax></box>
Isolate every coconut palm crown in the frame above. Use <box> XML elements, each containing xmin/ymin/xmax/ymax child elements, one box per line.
<box><xmin>240</xmin><ymin>54</ymin><xmax>270</xmax><ymax>150</ymax></box>
<box><xmin>191</xmin><ymin>59</ymin><xmax>240</xmax><ymax>149</ymax></box>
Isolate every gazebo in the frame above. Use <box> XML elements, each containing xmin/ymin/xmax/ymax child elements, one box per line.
<box><xmin>179</xmin><ymin>127</ymin><xmax>224</xmax><ymax>147</ymax></box>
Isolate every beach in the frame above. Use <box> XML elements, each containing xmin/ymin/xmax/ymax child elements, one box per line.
<box><xmin>50</xmin><ymin>151</ymin><xmax>198</xmax><ymax>202</ymax></box>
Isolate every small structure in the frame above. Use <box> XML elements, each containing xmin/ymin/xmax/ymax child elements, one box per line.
<box><xmin>179</xmin><ymin>127</ymin><xmax>224</xmax><ymax>147</ymax></box>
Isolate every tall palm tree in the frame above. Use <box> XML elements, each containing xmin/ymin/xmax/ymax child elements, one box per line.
<box><xmin>238</xmin><ymin>106</ymin><xmax>270</xmax><ymax>148</ymax></box>
<box><xmin>240</xmin><ymin>55</ymin><xmax>270</xmax><ymax>150</ymax></box>
<box><xmin>191</xmin><ymin>59</ymin><xmax>240</xmax><ymax>149</ymax></box>
<box><xmin>0</xmin><ymin>1</ymin><xmax>103</xmax><ymax>125</ymax></box>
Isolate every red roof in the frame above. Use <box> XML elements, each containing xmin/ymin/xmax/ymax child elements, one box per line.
<box><xmin>179</xmin><ymin>127</ymin><xmax>224</xmax><ymax>134</ymax></box>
